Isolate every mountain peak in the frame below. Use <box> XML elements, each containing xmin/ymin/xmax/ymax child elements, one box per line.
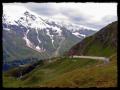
<box><xmin>3</xmin><ymin>5</ymin><xmax>50</xmax><ymax>29</ymax></box>
<box><xmin>3</xmin><ymin>4</ymin><xmax>97</xmax><ymax>58</ymax></box>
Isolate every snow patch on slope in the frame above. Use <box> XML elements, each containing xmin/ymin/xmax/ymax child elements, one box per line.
<box><xmin>51</xmin><ymin>26</ymin><xmax>62</xmax><ymax>36</ymax></box>
<box><xmin>23</xmin><ymin>29</ymin><xmax>34</xmax><ymax>48</ymax></box>
<box><xmin>23</xmin><ymin>28</ymin><xmax>45</xmax><ymax>52</ymax></box>
<box><xmin>4</xmin><ymin>28</ymin><xmax>11</xmax><ymax>31</ymax></box>
<box><xmin>46</xmin><ymin>29</ymin><xmax>55</xmax><ymax>48</ymax></box>
<box><xmin>72</xmin><ymin>32</ymin><xmax>86</xmax><ymax>38</ymax></box>
<box><xmin>36</xmin><ymin>29</ymin><xmax>41</xmax><ymax>44</ymax></box>
<box><xmin>36</xmin><ymin>45</ymin><xmax>40</xmax><ymax>50</ymax></box>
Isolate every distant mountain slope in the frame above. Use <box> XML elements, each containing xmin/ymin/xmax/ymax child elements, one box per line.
<box><xmin>3</xmin><ymin>5</ymin><xmax>96</xmax><ymax>64</ymax></box>
<box><xmin>67</xmin><ymin>21</ymin><xmax>117</xmax><ymax>57</ymax></box>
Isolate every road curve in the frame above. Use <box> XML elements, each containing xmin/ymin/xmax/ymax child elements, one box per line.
<box><xmin>70</xmin><ymin>55</ymin><xmax>109</xmax><ymax>64</ymax></box>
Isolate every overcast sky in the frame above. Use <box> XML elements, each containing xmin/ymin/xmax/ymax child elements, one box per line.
<box><xmin>3</xmin><ymin>2</ymin><xmax>117</xmax><ymax>30</ymax></box>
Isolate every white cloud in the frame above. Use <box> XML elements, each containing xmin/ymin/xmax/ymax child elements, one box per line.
<box><xmin>3</xmin><ymin>2</ymin><xmax>117</xmax><ymax>30</ymax></box>
<box><xmin>51</xmin><ymin>13</ymin><xmax>70</xmax><ymax>22</ymax></box>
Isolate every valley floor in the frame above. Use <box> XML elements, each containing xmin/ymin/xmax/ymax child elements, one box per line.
<box><xmin>3</xmin><ymin>53</ymin><xmax>117</xmax><ymax>88</ymax></box>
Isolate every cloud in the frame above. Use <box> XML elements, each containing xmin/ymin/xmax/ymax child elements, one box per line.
<box><xmin>25</xmin><ymin>3</ymin><xmax>59</xmax><ymax>16</ymax></box>
<box><xmin>3</xmin><ymin>2</ymin><xmax>117</xmax><ymax>30</ymax></box>
<box><xmin>51</xmin><ymin>14</ymin><xmax>70</xmax><ymax>21</ymax></box>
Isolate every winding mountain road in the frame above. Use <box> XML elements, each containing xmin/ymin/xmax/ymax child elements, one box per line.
<box><xmin>70</xmin><ymin>55</ymin><xmax>109</xmax><ymax>64</ymax></box>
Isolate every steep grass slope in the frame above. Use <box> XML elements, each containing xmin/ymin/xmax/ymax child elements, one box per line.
<box><xmin>68</xmin><ymin>21</ymin><xmax>117</xmax><ymax>57</ymax></box>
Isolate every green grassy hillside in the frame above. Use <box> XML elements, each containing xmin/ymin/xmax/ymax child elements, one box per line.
<box><xmin>67</xmin><ymin>21</ymin><xmax>117</xmax><ymax>57</ymax></box>
<box><xmin>3</xmin><ymin>53</ymin><xmax>117</xmax><ymax>88</ymax></box>
<box><xmin>3</xmin><ymin>21</ymin><xmax>117</xmax><ymax>88</ymax></box>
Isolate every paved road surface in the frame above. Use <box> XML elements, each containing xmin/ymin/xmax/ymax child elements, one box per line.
<box><xmin>70</xmin><ymin>55</ymin><xmax>109</xmax><ymax>64</ymax></box>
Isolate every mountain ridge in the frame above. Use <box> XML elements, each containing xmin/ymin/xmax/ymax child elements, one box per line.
<box><xmin>67</xmin><ymin>21</ymin><xmax>117</xmax><ymax>57</ymax></box>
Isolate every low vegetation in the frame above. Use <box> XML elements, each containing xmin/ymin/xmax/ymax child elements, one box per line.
<box><xmin>3</xmin><ymin>53</ymin><xmax>117</xmax><ymax>88</ymax></box>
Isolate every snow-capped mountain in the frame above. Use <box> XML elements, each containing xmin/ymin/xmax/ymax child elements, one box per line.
<box><xmin>3</xmin><ymin>5</ymin><xmax>97</xmax><ymax>64</ymax></box>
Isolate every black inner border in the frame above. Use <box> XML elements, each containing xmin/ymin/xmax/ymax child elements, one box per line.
<box><xmin>0</xmin><ymin>0</ymin><xmax>119</xmax><ymax>89</ymax></box>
